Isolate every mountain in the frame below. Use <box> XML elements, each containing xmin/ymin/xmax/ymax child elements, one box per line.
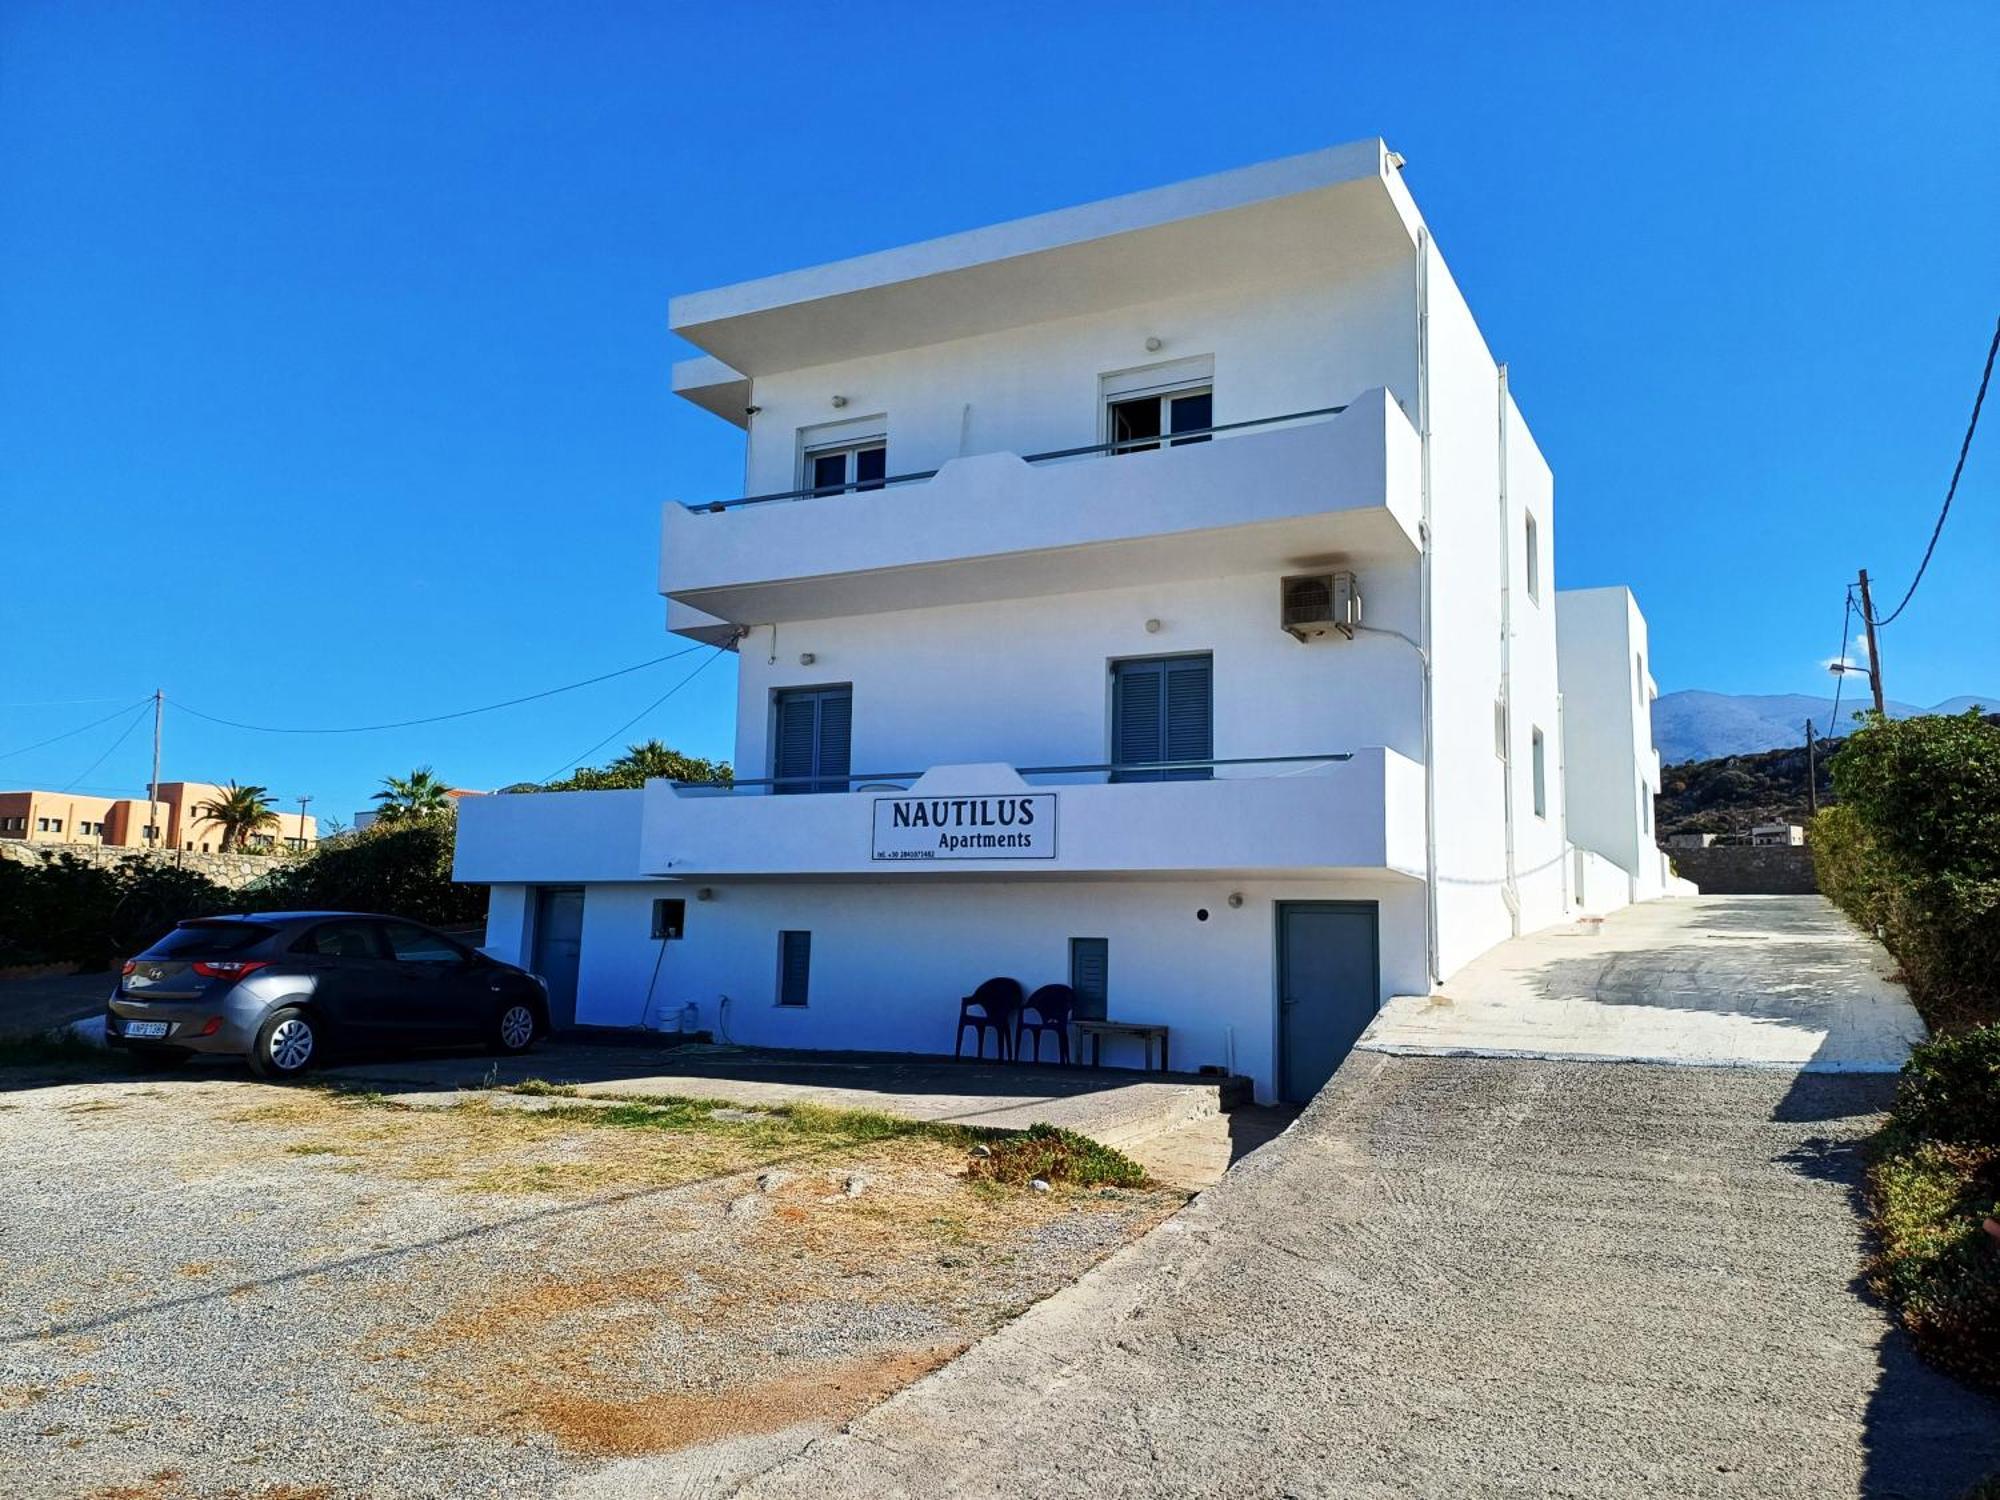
<box><xmin>1652</xmin><ymin>690</ymin><xmax>1995</xmax><ymax>764</ymax></box>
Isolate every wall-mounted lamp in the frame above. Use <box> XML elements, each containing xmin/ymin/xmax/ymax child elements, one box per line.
<box><xmin>1144</xmin><ymin>618</ymin><xmax>1162</xmax><ymax>635</ymax></box>
<box><xmin>744</xmin><ymin>404</ymin><xmax>761</xmax><ymax>416</ymax></box>
<box><xmin>696</xmin><ymin>887</ymin><xmax>715</xmax><ymax>902</ymax></box>
<box><xmin>1227</xmin><ymin>891</ymin><xmax>1245</xmax><ymax>909</ymax></box>
<box><xmin>1144</xmin><ymin>336</ymin><xmax>1163</xmax><ymax>353</ymax></box>
<box><xmin>830</xmin><ymin>394</ymin><xmax>848</xmax><ymax>409</ymax></box>
<box><xmin>798</xmin><ymin>651</ymin><xmax>816</xmax><ymax>666</ymax></box>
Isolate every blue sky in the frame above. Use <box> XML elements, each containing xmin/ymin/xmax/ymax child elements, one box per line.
<box><xmin>2</xmin><ymin>1</ymin><xmax>1995</xmax><ymax>819</ymax></box>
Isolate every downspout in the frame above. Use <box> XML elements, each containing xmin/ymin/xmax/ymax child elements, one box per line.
<box><xmin>1416</xmin><ymin>230</ymin><xmax>1441</xmax><ymax>987</ymax></box>
<box><xmin>1497</xmin><ymin>363</ymin><xmax>1520</xmax><ymax>935</ymax></box>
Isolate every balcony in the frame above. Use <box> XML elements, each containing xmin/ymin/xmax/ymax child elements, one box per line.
<box><xmin>636</xmin><ymin>747</ymin><xmax>1425</xmax><ymax>881</ymax></box>
<box><xmin>660</xmin><ymin>389</ymin><xmax>1421</xmax><ymax>641</ymax></box>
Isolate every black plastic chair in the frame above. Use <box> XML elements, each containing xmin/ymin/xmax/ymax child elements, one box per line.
<box><xmin>1016</xmin><ymin>983</ymin><xmax>1077</xmax><ymax>1065</ymax></box>
<box><xmin>956</xmin><ymin>977</ymin><xmax>1024</xmax><ymax>1061</ymax></box>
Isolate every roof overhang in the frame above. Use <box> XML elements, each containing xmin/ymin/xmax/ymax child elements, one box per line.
<box><xmin>669</xmin><ymin>138</ymin><xmax>1421</xmax><ymax>380</ymax></box>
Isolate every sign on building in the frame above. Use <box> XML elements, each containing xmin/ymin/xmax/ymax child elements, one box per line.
<box><xmin>871</xmin><ymin>793</ymin><xmax>1057</xmax><ymax>861</ymax></box>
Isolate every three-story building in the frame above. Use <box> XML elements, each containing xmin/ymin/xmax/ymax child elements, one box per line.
<box><xmin>457</xmin><ymin>141</ymin><xmax>1675</xmax><ymax>1102</ymax></box>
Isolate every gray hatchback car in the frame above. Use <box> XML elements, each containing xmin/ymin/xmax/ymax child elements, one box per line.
<box><xmin>105</xmin><ymin>911</ymin><xmax>550</xmax><ymax>1079</ymax></box>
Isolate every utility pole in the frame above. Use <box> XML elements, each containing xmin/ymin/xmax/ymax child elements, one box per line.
<box><xmin>1856</xmin><ymin>569</ymin><xmax>1887</xmax><ymax>717</ymax></box>
<box><xmin>1805</xmin><ymin>719</ymin><xmax>1817</xmax><ymax>816</ymax></box>
<box><xmin>296</xmin><ymin>794</ymin><xmax>312</xmax><ymax>852</ymax></box>
<box><xmin>148</xmin><ymin>689</ymin><xmax>163</xmax><ymax>849</ymax></box>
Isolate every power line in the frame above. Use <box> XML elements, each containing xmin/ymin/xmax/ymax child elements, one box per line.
<box><xmin>62</xmin><ymin>702</ymin><xmax>152</xmax><ymax>791</ymax></box>
<box><xmin>0</xmin><ymin>698</ymin><xmax>153</xmax><ymax>763</ymax></box>
<box><xmin>170</xmin><ymin>645</ymin><xmax>709</xmax><ymax>735</ymax></box>
<box><xmin>1866</xmin><ymin>314</ymin><xmax>2000</xmax><ymax>629</ymax></box>
<box><xmin>539</xmin><ymin>647</ymin><xmax>727</xmax><ymax>783</ymax></box>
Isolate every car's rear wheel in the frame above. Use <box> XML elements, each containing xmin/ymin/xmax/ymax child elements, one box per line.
<box><xmin>250</xmin><ymin>1007</ymin><xmax>317</xmax><ymax>1080</ymax></box>
<box><xmin>490</xmin><ymin>1000</ymin><xmax>538</xmax><ymax>1055</ymax></box>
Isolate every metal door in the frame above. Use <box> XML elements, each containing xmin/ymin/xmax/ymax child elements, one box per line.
<box><xmin>532</xmin><ymin>887</ymin><xmax>585</xmax><ymax>1030</ymax></box>
<box><xmin>1277</xmin><ymin>901</ymin><xmax>1379</xmax><ymax>1105</ymax></box>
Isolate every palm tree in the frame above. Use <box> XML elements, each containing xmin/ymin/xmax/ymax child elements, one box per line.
<box><xmin>371</xmin><ymin>766</ymin><xmax>453</xmax><ymax>822</ymax></box>
<box><xmin>195</xmin><ymin>782</ymin><xmax>281</xmax><ymax>852</ymax></box>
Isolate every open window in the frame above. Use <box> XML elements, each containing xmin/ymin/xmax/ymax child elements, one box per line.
<box><xmin>1102</xmin><ymin>357</ymin><xmax>1214</xmax><ymax>455</ymax></box>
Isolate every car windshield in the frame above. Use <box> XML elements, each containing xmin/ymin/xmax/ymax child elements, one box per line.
<box><xmin>142</xmin><ymin>922</ymin><xmax>276</xmax><ymax>958</ymax></box>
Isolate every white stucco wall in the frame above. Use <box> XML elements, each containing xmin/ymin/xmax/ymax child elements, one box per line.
<box><xmin>528</xmin><ymin>874</ymin><xmax>1426</xmax><ymax>1103</ymax></box>
<box><xmin>1556</xmin><ymin>586</ymin><xmax>1664</xmax><ymax>898</ymax></box>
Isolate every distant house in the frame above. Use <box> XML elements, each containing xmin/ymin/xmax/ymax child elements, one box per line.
<box><xmin>1750</xmin><ymin>823</ymin><xmax>1805</xmax><ymax>847</ymax></box>
<box><xmin>0</xmin><ymin>782</ymin><xmax>316</xmax><ymax>853</ymax></box>
<box><xmin>1665</xmin><ymin>832</ymin><xmax>1717</xmax><ymax>849</ymax></box>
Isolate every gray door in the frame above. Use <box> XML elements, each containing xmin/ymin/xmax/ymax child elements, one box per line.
<box><xmin>532</xmin><ymin>887</ymin><xmax>585</xmax><ymax>1029</ymax></box>
<box><xmin>1277</xmin><ymin>901</ymin><xmax>1379</xmax><ymax>1104</ymax></box>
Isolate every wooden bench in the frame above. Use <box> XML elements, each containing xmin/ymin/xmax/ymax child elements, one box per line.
<box><xmin>1073</xmin><ymin>1018</ymin><xmax>1170</xmax><ymax>1073</ymax></box>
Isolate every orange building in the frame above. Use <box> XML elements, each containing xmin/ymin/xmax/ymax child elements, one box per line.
<box><xmin>0</xmin><ymin>783</ymin><xmax>317</xmax><ymax>853</ymax></box>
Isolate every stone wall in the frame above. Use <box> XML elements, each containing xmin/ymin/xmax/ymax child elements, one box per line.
<box><xmin>0</xmin><ymin>839</ymin><xmax>287</xmax><ymax>891</ymax></box>
<box><xmin>1667</xmin><ymin>843</ymin><xmax>1818</xmax><ymax>896</ymax></box>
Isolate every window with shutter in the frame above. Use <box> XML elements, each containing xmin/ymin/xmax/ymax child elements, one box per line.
<box><xmin>772</xmin><ymin>686</ymin><xmax>853</xmax><ymax>795</ymax></box>
<box><xmin>1069</xmin><ymin>938</ymin><xmax>1109</xmax><ymax>1020</ymax></box>
<box><xmin>777</xmin><ymin>930</ymin><xmax>811</xmax><ymax>1007</ymax></box>
<box><xmin>1111</xmin><ymin>655</ymin><xmax>1212</xmax><ymax>782</ymax></box>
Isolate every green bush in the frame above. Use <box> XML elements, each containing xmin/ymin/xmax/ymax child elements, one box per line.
<box><xmin>0</xmin><ymin>854</ymin><xmax>232</xmax><ymax>969</ymax></box>
<box><xmin>966</xmin><ymin>1123</ymin><xmax>1150</xmax><ymax>1189</ymax></box>
<box><xmin>1815</xmin><ymin>710</ymin><xmax>2000</xmax><ymax>1032</ymax></box>
<box><xmin>1866</xmin><ymin>1067</ymin><xmax>2000</xmax><ymax>1395</ymax></box>
<box><xmin>252</xmin><ymin>814</ymin><xmax>485</xmax><ymax>927</ymax></box>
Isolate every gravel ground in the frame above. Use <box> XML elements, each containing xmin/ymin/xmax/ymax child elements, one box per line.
<box><xmin>734</xmin><ymin>1055</ymin><xmax>2000</xmax><ymax>1500</ymax></box>
<box><xmin>0</xmin><ymin>1069</ymin><xmax>1183</xmax><ymax>1499</ymax></box>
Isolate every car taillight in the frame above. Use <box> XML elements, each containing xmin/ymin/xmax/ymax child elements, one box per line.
<box><xmin>192</xmin><ymin>960</ymin><xmax>270</xmax><ymax>979</ymax></box>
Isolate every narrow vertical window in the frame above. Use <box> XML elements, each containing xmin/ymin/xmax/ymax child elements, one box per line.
<box><xmin>1636</xmin><ymin>652</ymin><xmax>1646</xmax><ymax>702</ymax></box>
<box><xmin>1641</xmin><ymin>781</ymin><xmax>1652</xmax><ymax>835</ymax></box>
<box><xmin>777</xmin><ymin>931</ymin><xmax>811</xmax><ymax>1007</ymax></box>
<box><xmin>1069</xmin><ymin>938</ymin><xmax>1109</xmax><ymax>1020</ymax></box>
<box><xmin>1524</xmin><ymin>513</ymin><xmax>1541</xmax><ymax>604</ymax></box>
<box><xmin>1531</xmin><ymin>728</ymin><xmax>1547</xmax><ymax>819</ymax></box>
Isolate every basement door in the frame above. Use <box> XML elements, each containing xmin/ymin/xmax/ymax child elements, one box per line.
<box><xmin>1276</xmin><ymin>901</ymin><xmax>1379</xmax><ymax>1104</ymax></box>
<box><xmin>532</xmin><ymin>886</ymin><xmax>585</xmax><ymax>1030</ymax></box>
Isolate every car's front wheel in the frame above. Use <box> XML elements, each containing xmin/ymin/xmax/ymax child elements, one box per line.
<box><xmin>490</xmin><ymin>999</ymin><xmax>538</xmax><ymax>1055</ymax></box>
<box><xmin>249</xmin><ymin>1007</ymin><xmax>318</xmax><ymax>1080</ymax></box>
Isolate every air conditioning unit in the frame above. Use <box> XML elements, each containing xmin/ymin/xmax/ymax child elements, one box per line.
<box><xmin>1281</xmin><ymin>571</ymin><xmax>1360</xmax><ymax>641</ymax></box>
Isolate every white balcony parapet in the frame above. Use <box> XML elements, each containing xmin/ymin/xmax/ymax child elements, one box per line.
<box><xmin>660</xmin><ymin>388</ymin><xmax>1420</xmax><ymax>638</ymax></box>
<box><xmin>638</xmin><ymin>748</ymin><xmax>1426</xmax><ymax>881</ymax></box>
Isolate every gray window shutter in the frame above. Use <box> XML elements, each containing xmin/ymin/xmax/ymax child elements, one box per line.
<box><xmin>1069</xmin><ymin>938</ymin><xmax>1108</xmax><ymax>1020</ymax></box>
<box><xmin>816</xmin><ymin>689</ymin><xmax>852</xmax><ymax>789</ymax></box>
<box><xmin>774</xmin><ymin>692</ymin><xmax>819</xmax><ymax>794</ymax></box>
<box><xmin>778</xmin><ymin>930</ymin><xmax>811</xmax><ymax>1006</ymax></box>
<box><xmin>774</xmin><ymin>686</ymin><xmax>852</xmax><ymax>794</ymax></box>
<box><xmin>1112</xmin><ymin>655</ymin><xmax>1210</xmax><ymax>782</ymax></box>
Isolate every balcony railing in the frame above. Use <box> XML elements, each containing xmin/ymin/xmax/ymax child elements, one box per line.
<box><xmin>670</xmin><ymin>752</ymin><xmax>1357</xmax><ymax>795</ymax></box>
<box><xmin>685</xmin><ymin>404</ymin><xmax>1352</xmax><ymax>515</ymax></box>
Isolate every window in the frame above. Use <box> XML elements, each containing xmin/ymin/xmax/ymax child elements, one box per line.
<box><xmin>1111</xmin><ymin>654</ymin><xmax>1212</xmax><ymax>782</ymax></box>
<box><xmin>1069</xmin><ymin>938</ymin><xmax>1108</xmax><ymax>1021</ymax></box>
<box><xmin>36</xmin><ymin>818</ymin><xmax>49</xmax><ymax>832</ymax></box>
<box><xmin>50</xmin><ymin>819</ymin><xmax>63</xmax><ymax>833</ymax></box>
<box><xmin>1641</xmin><ymin>781</ymin><xmax>1653</xmax><ymax>835</ymax></box>
<box><xmin>772</xmin><ymin>684</ymin><xmax>852</xmax><ymax>794</ymax></box>
<box><xmin>294</xmin><ymin>921</ymin><xmax>384</xmax><ymax>959</ymax></box>
<box><xmin>1636</xmin><ymin>652</ymin><xmax>1646</xmax><ymax>701</ymax></box>
<box><xmin>803</xmin><ymin>438</ymin><xmax>886</xmax><ymax>497</ymax></box>
<box><xmin>1524</xmin><ymin>513</ymin><xmax>1541</xmax><ymax>603</ymax></box>
<box><xmin>1494</xmin><ymin>698</ymin><xmax>1508</xmax><ymax>760</ymax></box>
<box><xmin>1531</xmin><ymin>728</ymin><xmax>1547</xmax><ymax>819</ymax></box>
<box><xmin>146</xmin><ymin>921</ymin><xmax>277</xmax><ymax>957</ymax></box>
<box><xmin>382</xmin><ymin>922</ymin><xmax>465</xmax><ymax>963</ymax></box>
<box><xmin>1108</xmin><ymin>385</ymin><xmax>1212</xmax><ymax>454</ymax></box>
<box><xmin>777</xmin><ymin>930</ymin><xmax>811</xmax><ymax>1007</ymax></box>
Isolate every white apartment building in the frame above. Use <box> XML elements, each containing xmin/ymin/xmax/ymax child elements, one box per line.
<box><xmin>457</xmin><ymin>141</ymin><xmax>1678</xmax><ymax>1103</ymax></box>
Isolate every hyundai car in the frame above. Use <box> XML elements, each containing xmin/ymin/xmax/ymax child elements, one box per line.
<box><xmin>105</xmin><ymin>911</ymin><xmax>549</xmax><ymax>1079</ymax></box>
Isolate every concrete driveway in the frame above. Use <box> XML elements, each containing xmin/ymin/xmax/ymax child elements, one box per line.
<box><xmin>1359</xmin><ymin>895</ymin><xmax>1926</xmax><ymax>1071</ymax></box>
<box><xmin>655</xmin><ymin>899</ymin><xmax>1999</xmax><ymax>1499</ymax></box>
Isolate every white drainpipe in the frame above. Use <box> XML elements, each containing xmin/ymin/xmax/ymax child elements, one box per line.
<box><xmin>1416</xmin><ymin>229</ymin><xmax>1441</xmax><ymax>987</ymax></box>
<box><xmin>1497</xmin><ymin>362</ymin><xmax>1520</xmax><ymax>936</ymax></box>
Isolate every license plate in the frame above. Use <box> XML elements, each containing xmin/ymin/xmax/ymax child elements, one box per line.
<box><xmin>123</xmin><ymin>1020</ymin><xmax>170</xmax><ymax>1039</ymax></box>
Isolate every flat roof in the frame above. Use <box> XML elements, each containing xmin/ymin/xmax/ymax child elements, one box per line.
<box><xmin>669</xmin><ymin>139</ymin><xmax>1421</xmax><ymax>380</ymax></box>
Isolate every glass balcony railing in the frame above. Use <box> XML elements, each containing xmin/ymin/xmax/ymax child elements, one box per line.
<box><xmin>684</xmin><ymin>403</ymin><xmax>1352</xmax><ymax>515</ymax></box>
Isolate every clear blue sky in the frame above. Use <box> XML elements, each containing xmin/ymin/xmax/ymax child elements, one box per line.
<box><xmin>3</xmin><ymin>2</ymin><xmax>1995</xmax><ymax>820</ymax></box>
